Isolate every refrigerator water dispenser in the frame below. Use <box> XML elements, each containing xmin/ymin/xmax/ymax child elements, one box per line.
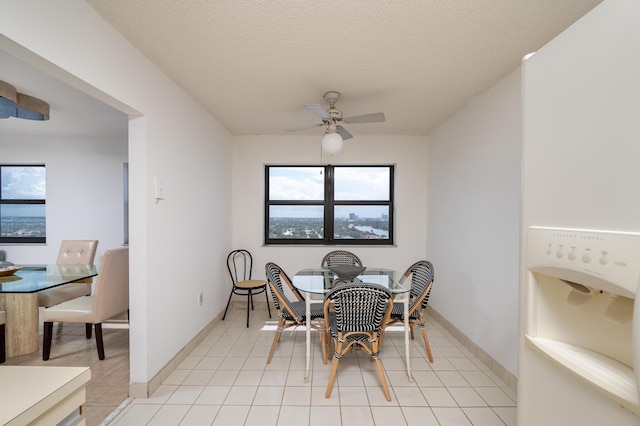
<box><xmin>525</xmin><ymin>227</ymin><xmax>640</xmax><ymax>415</ymax></box>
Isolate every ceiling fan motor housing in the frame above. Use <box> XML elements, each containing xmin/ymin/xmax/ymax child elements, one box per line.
<box><xmin>328</xmin><ymin>109</ymin><xmax>342</xmax><ymax>120</ymax></box>
<box><xmin>323</xmin><ymin>91</ymin><xmax>341</xmax><ymax>106</ymax></box>
<box><xmin>286</xmin><ymin>90</ymin><xmax>384</xmax><ymax>142</ymax></box>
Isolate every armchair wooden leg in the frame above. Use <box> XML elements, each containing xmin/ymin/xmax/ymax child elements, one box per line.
<box><xmin>325</xmin><ymin>340</ymin><xmax>342</xmax><ymax>398</ymax></box>
<box><xmin>86</xmin><ymin>323</ymin><xmax>92</xmax><ymax>339</ymax></box>
<box><xmin>374</xmin><ymin>357</ymin><xmax>392</xmax><ymax>401</ymax></box>
<box><xmin>0</xmin><ymin>323</ymin><xmax>5</xmax><ymax>363</ymax></box>
<box><xmin>418</xmin><ymin>323</ymin><xmax>434</xmax><ymax>363</ymax></box>
<box><xmin>43</xmin><ymin>322</ymin><xmax>54</xmax><ymax>361</ymax></box>
<box><xmin>320</xmin><ymin>321</ymin><xmax>331</xmax><ymax>365</ymax></box>
<box><xmin>95</xmin><ymin>323</ymin><xmax>105</xmax><ymax>360</ymax></box>
<box><xmin>267</xmin><ymin>317</ymin><xmax>285</xmax><ymax>364</ymax></box>
<box><xmin>372</xmin><ymin>340</ymin><xmax>391</xmax><ymax>401</ymax></box>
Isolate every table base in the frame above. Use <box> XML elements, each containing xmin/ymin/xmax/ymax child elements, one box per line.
<box><xmin>0</xmin><ymin>293</ymin><xmax>39</xmax><ymax>357</ymax></box>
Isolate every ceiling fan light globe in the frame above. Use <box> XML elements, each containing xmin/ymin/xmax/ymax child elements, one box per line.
<box><xmin>322</xmin><ymin>132</ymin><xmax>343</xmax><ymax>155</ymax></box>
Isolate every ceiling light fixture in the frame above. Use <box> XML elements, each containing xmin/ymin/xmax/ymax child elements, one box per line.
<box><xmin>0</xmin><ymin>80</ymin><xmax>18</xmax><ymax>119</ymax></box>
<box><xmin>321</xmin><ymin>122</ymin><xmax>343</xmax><ymax>155</ymax></box>
<box><xmin>0</xmin><ymin>79</ymin><xmax>50</xmax><ymax>120</ymax></box>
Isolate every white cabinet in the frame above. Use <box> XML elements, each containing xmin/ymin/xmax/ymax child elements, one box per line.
<box><xmin>0</xmin><ymin>366</ymin><xmax>90</xmax><ymax>425</ymax></box>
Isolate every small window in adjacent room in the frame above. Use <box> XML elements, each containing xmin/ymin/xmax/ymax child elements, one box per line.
<box><xmin>0</xmin><ymin>164</ymin><xmax>46</xmax><ymax>244</ymax></box>
<box><xmin>123</xmin><ymin>162</ymin><xmax>129</xmax><ymax>245</ymax></box>
<box><xmin>265</xmin><ymin>165</ymin><xmax>394</xmax><ymax>245</ymax></box>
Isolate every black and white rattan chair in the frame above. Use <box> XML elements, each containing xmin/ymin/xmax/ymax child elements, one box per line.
<box><xmin>321</xmin><ymin>250</ymin><xmax>363</xmax><ymax>268</ymax></box>
<box><xmin>265</xmin><ymin>262</ymin><xmax>328</xmax><ymax>364</ymax></box>
<box><xmin>385</xmin><ymin>260</ymin><xmax>435</xmax><ymax>362</ymax></box>
<box><xmin>324</xmin><ymin>283</ymin><xmax>394</xmax><ymax>401</ymax></box>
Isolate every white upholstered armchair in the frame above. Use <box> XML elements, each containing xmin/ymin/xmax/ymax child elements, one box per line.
<box><xmin>42</xmin><ymin>247</ymin><xmax>129</xmax><ymax>361</ymax></box>
<box><xmin>38</xmin><ymin>240</ymin><xmax>98</xmax><ymax>308</ymax></box>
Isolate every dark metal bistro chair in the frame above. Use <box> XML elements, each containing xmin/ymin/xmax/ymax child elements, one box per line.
<box><xmin>324</xmin><ymin>283</ymin><xmax>394</xmax><ymax>401</ymax></box>
<box><xmin>222</xmin><ymin>249</ymin><xmax>271</xmax><ymax>327</ymax></box>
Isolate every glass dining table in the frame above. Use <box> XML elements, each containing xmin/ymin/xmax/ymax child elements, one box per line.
<box><xmin>0</xmin><ymin>264</ymin><xmax>98</xmax><ymax>357</ymax></box>
<box><xmin>292</xmin><ymin>267</ymin><xmax>414</xmax><ymax>383</ymax></box>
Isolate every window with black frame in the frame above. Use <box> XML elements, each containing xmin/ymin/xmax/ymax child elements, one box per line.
<box><xmin>265</xmin><ymin>165</ymin><xmax>394</xmax><ymax>245</ymax></box>
<box><xmin>0</xmin><ymin>164</ymin><xmax>46</xmax><ymax>244</ymax></box>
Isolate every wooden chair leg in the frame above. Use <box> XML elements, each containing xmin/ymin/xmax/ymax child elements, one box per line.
<box><xmin>264</xmin><ymin>288</ymin><xmax>272</xmax><ymax>318</ymax></box>
<box><xmin>325</xmin><ymin>340</ymin><xmax>341</xmax><ymax>398</ymax></box>
<box><xmin>374</xmin><ymin>357</ymin><xmax>392</xmax><ymax>401</ymax></box>
<box><xmin>372</xmin><ymin>339</ymin><xmax>391</xmax><ymax>401</ymax></box>
<box><xmin>0</xmin><ymin>323</ymin><xmax>5</xmax><ymax>364</ymax></box>
<box><xmin>86</xmin><ymin>323</ymin><xmax>92</xmax><ymax>339</ymax></box>
<box><xmin>95</xmin><ymin>323</ymin><xmax>105</xmax><ymax>360</ymax></box>
<box><xmin>43</xmin><ymin>321</ymin><xmax>54</xmax><ymax>361</ymax></box>
<box><xmin>266</xmin><ymin>317</ymin><xmax>285</xmax><ymax>364</ymax></box>
<box><xmin>320</xmin><ymin>322</ymin><xmax>327</xmax><ymax>364</ymax></box>
<box><xmin>418</xmin><ymin>322</ymin><xmax>434</xmax><ymax>362</ymax></box>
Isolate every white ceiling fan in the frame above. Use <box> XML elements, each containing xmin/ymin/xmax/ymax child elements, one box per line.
<box><xmin>287</xmin><ymin>91</ymin><xmax>385</xmax><ymax>154</ymax></box>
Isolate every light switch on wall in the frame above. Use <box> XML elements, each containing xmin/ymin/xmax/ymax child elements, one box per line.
<box><xmin>153</xmin><ymin>177</ymin><xmax>164</xmax><ymax>202</ymax></box>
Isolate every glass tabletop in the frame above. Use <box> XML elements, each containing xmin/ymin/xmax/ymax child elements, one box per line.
<box><xmin>0</xmin><ymin>264</ymin><xmax>97</xmax><ymax>293</ymax></box>
<box><xmin>292</xmin><ymin>267</ymin><xmax>410</xmax><ymax>295</ymax></box>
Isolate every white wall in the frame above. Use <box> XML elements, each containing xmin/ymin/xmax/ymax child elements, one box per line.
<box><xmin>521</xmin><ymin>0</ymin><xmax>640</xmax><ymax>231</ymax></box>
<box><xmin>0</xmin><ymin>135</ymin><xmax>127</xmax><ymax>265</ymax></box>
<box><xmin>231</xmin><ymin>134</ymin><xmax>429</xmax><ymax>281</ymax></box>
<box><xmin>427</xmin><ymin>69</ymin><xmax>521</xmax><ymax>375</ymax></box>
<box><xmin>1</xmin><ymin>0</ymin><xmax>233</xmax><ymax>387</ymax></box>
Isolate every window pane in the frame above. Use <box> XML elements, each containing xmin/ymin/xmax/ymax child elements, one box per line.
<box><xmin>269</xmin><ymin>205</ymin><xmax>324</xmax><ymax>239</ymax></box>
<box><xmin>269</xmin><ymin>167</ymin><xmax>324</xmax><ymax>200</ymax></box>
<box><xmin>1</xmin><ymin>166</ymin><xmax>46</xmax><ymax>199</ymax></box>
<box><xmin>334</xmin><ymin>205</ymin><xmax>389</xmax><ymax>240</ymax></box>
<box><xmin>0</xmin><ymin>204</ymin><xmax>46</xmax><ymax>237</ymax></box>
<box><xmin>334</xmin><ymin>167</ymin><xmax>389</xmax><ymax>201</ymax></box>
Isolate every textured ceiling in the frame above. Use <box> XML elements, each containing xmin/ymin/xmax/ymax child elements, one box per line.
<box><xmin>84</xmin><ymin>0</ymin><xmax>603</xmax><ymax>138</ymax></box>
<box><xmin>2</xmin><ymin>1</ymin><xmax>604</xmax><ymax>139</ymax></box>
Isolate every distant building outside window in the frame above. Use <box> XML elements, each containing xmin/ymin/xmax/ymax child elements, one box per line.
<box><xmin>0</xmin><ymin>164</ymin><xmax>46</xmax><ymax>244</ymax></box>
<box><xmin>265</xmin><ymin>165</ymin><xmax>394</xmax><ymax>245</ymax></box>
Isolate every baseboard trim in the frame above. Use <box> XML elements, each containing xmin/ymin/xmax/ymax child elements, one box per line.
<box><xmin>427</xmin><ymin>306</ymin><xmax>518</xmax><ymax>393</ymax></box>
<box><xmin>129</xmin><ymin>311</ymin><xmax>224</xmax><ymax>398</ymax></box>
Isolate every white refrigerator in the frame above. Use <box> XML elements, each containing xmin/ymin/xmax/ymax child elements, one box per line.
<box><xmin>519</xmin><ymin>0</ymin><xmax>640</xmax><ymax>424</ymax></box>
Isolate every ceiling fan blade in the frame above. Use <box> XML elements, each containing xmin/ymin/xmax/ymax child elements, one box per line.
<box><xmin>343</xmin><ymin>112</ymin><xmax>385</xmax><ymax>124</ymax></box>
<box><xmin>336</xmin><ymin>125</ymin><xmax>353</xmax><ymax>140</ymax></box>
<box><xmin>286</xmin><ymin>123</ymin><xmax>324</xmax><ymax>132</ymax></box>
<box><xmin>304</xmin><ymin>104</ymin><xmax>329</xmax><ymax>119</ymax></box>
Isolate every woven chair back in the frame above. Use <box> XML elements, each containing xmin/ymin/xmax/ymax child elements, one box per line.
<box><xmin>265</xmin><ymin>262</ymin><xmax>302</xmax><ymax>321</ymax></box>
<box><xmin>325</xmin><ymin>283</ymin><xmax>391</xmax><ymax>337</ymax></box>
<box><xmin>321</xmin><ymin>250</ymin><xmax>363</xmax><ymax>267</ymax></box>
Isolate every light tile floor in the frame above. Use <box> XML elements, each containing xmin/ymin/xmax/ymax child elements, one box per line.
<box><xmin>108</xmin><ymin>305</ymin><xmax>517</xmax><ymax>426</ymax></box>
